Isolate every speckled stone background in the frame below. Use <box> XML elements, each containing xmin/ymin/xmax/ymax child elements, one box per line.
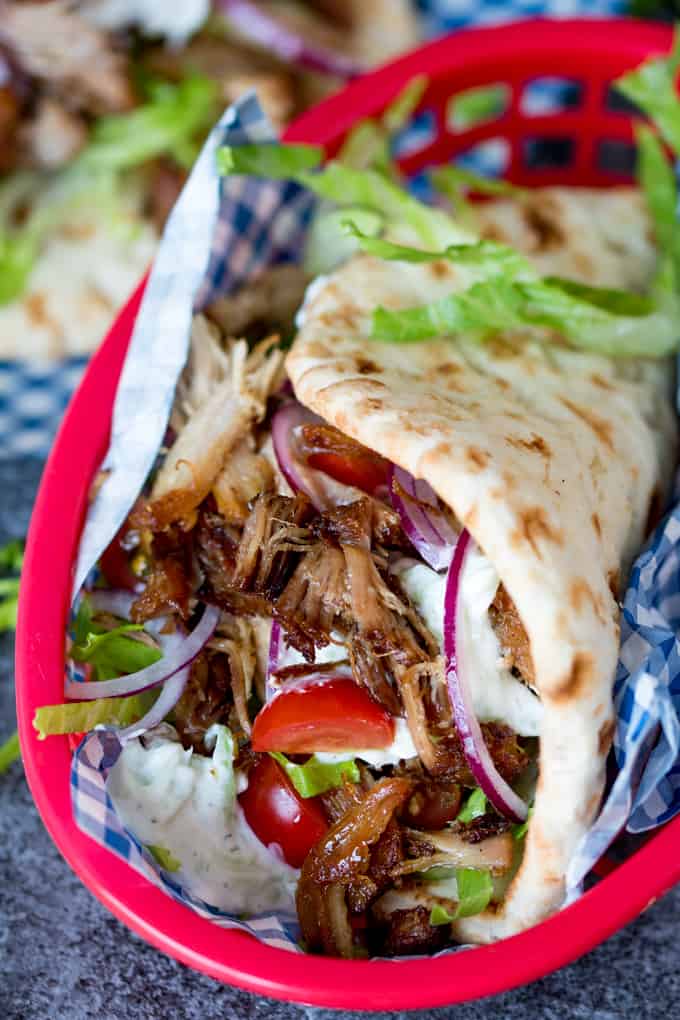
<box><xmin>2</xmin><ymin>458</ymin><xmax>679</xmax><ymax>1020</ymax></box>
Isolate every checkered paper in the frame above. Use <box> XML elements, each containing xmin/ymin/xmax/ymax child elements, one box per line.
<box><xmin>0</xmin><ymin>358</ymin><xmax>86</xmax><ymax>458</ymax></box>
<box><xmin>68</xmin><ymin>99</ymin><xmax>680</xmax><ymax>952</ymax></box>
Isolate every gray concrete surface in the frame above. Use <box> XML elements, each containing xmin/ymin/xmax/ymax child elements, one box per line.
<box><xmin>1</xmin><ymin>458</ymin><xmax>679</xmax><ymax>1019</ymax></box>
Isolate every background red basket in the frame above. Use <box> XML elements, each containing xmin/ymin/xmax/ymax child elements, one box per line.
<box><xmin>15</xmin><ymin>16</ymin><xmax>680</xmax><ymax>1012</ymax></box>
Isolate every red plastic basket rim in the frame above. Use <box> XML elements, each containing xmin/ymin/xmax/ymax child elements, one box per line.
<box><xmin>15</xmin><ymin>16</ymin><xmax>680</xmax><ymax>1012</ymax></box>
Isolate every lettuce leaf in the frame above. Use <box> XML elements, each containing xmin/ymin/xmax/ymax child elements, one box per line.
<box><xmin>430</xmin><ymin>164</ymin><xmax>528</xmax><ymax>228</ymax></box>
<box><xmin>615</xmin><ymin>26</ymin><xmax>680</xmax><ymax>154</ymax></box>
<box><xmin>71</xmin><ymin>624</ymin><xmax>162</xmax><ymax>682</ymax></box>
<box><xmin>147</xmin><ymin>844</ymin><xmax>181</xmax><ymax>872</ymax></box>
<box><xmin>304</xmin><ymin>208</ymin><xmax>383</xmax><ymax>276</ymax></box>
<box><xmin>512</xmin><ymin>804</ymin><xmax>534</xmax><ymax>841</ymax></box>
<box><xmin>429</xmin><ymin>868</ymin><xmax>493</xmax><ymax>924</ymax></box>
<box><xmin>456</xmin><ymin>787</ymin><xmax>488</xmax><ymax>823</ymax></box>
<box><xmin>344</xmin><ymin>220</ymin><xmax>527</xmax><ymax>274</ymax></box>
<box><xmin>270</xmin><ymin>751</ymin><xmax>359</xmax><ymax>798</ymax></box>
<box><xmin>220</xmin><ymin>126</ymin><xmax>680</xmax><ymax>358</ymax></box>
<box><xmin>33</xmin><ymin>690</ymin><xmax>158</xmax><ymax>739</ymax></box>
<box><xmin>372</xmin><ymin>270</ymin><xmax>677</xmax><ymax>356</ymax></box>
<box><xmin>218</xmin><ymin>143</ymin><xmax>472</xmax><ymax>249</ymax></box>
<box><xmin>0</xmin><ymin>731</ymin><xmax>20</xmax><ymax>774</ymax></box>
<box><xmin>449</xmin><ymin>85</ymin><xmax>508</xmax><ymax>130</ymax></box>
<box><xmin>217</xmin><ymin>141</ymin><xmax>323</xmax><ymax>177</ymax></box>
<box><xmin>338</xmin><ymin>76</ymin><xmax>428</xmax><ymax>177</ymax></box>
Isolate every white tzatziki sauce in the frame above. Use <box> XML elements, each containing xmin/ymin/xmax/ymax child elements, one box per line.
<box><xmin>394</xmin><ymin>552</ymin><xmax>543</xmax><ymax>737</ymax></box>
<box><xmin>314</xmin><ymin>717</ymin><xmax>418</xmax><ymax>768</ymax></box>
<box><xmin>107</xmin><ymin>725</ymin><xmax>298</xmax><ymax>914</ymax></box>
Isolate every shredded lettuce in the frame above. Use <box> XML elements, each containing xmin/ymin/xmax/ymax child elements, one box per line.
<box><xmin>512</xmin><ymin>804</ymin><xmax>534</xmax><ymax>841</ymax></box>
<box><xmin>218</xmin><ymin>143</ymin><xmax>472</xmax><ymax>249</ymax></box>
<box><xmin>615</xmin><ymin>27</ymin><xmax>680</xmax><ymax>154</ymax></box>
<box><xmin>71</xmin><ymin>624</ymin><xmax>161</xmax><ymax>682</ymax></box>
<box><xmin>448</xmin><ymin>85</ymin><xmax>508</xmax><ymax>130</ymax></box>
<box><xmin>218</xmin><ymin>141</ymin><xmax>323</xmax><ymax>177</ymax></box>
<box><xmin>304</xmin><ymin>208</ymin><xmax>383</xmax><ymax>276</ymax></box>
<box><xmin>431</xmin><ymin>165</ymin><xmax>527</xmax><ymax>224</ymax></box>
<box><xmin>338</xmin><ymin>76</ymin><xmax>428</xmax><ymax>177</ymax></box>
<box><xmin>429</xmin><ymin>868</ymin><xmax>493</xmax><ymax>924</ymax></box>
<box><xmin>432</xmin><ymin>165</ymin><xmax>527</xmax><ymax>201</ymax></box>
<box><xmin>0</xmin><ymin>731</ymin><xmax>21</xmax><ymax>774</ymax></box>
<box><xmin>70</xmin><ymin>596</ymin><xmax>161</xmax><ymax>682</ymax></box>
<box><xmin>344</xmin><ymin>220</ymin><xmax>527</xmax><ymax>275</ymax></box>
<box><xmin>456</xmin><ymin>787</ymin><xmax>488</xmax><ymax>823</ymax></box>
<box><xmin>345</xmin><ymin>217</ymin><xmax>673</xmax><ymax>355</ymax></box>
<box><xmin>220</xmin><ymin>91</ymin><xmax>680</xmax><ymax>358</ymax></box>
<box><xmin>147</xmin><ymin>844</ymin><xmax>182</xmax><ymax>872</ymax></box>
<box><xmin>372</xmin><ymin>265</ymin><xmax>676</xmax><ymax>356</ymax></box>
<box><xmin>33</xmin><ymin>690</ymin><xmax>158</xmax><ymax>739</ymax></box>
<box><xmin>270</xmin><ymin>751</ymin><xmax>359</xmax><ymax>798</ymax></box>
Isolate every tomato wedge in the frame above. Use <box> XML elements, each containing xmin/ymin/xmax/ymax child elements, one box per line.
<box><xmin>239</xmin><ymin>756</ymin><xmax>327</xmax><ymax>868</ymax></box>
<box><xmin>299</xmin><ymin>424</ymin><xmax>390</xmax><ymax>496</ymax></box>
<box><xmin>251</xmin><ymin>677</ymin><xmax>395</xmax><ymax>754</ymax></box>
<box><xmin>99</xmin><ymin>526</ymin><xmax>141</xmax><ymax>592</ymax></box>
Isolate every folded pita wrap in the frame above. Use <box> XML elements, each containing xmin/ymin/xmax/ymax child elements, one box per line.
<box><xmin>286</xmin><ymin>187</ymin><xmax>678</xmax><ymax>941</ymax></box>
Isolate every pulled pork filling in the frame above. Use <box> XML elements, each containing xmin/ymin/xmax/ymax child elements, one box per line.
<box><xmin>110</xmin><ymin>317</ymin><xmax>537</xmax><ymax>958</ymax></box>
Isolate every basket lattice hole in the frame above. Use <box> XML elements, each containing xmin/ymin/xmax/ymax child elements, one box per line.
<box><xmin>455</xmin><ymin>137</ymin><xmax>511</xmax><ymax>178</ymax></box>
<box><xmin>596</xmin><ymin>138</ymin><xmax>637</xmax><ymax>176</ymax></box>
<box><xmin>523</xmin><ymin>136</ymin><xmax>574</xmax><ymax>171</ymax></box>
<box><xmin>604</xmin><ymin>84</ymin><xmax>643</xmax><ymax>117</ymax></box>
<box><xmin>520</xmin><ymin>77</ymin><xmax>583</xmax><ymax>116</ymax></box>
<box><xmin>446</xmin><ymin>84</ymin><xmax>510</xmax><ymax>132</ymax></box>
<box><xmin>392</xmin><ymin>109</ymin><xmax>437</xmax><ymax>159</ymax></box>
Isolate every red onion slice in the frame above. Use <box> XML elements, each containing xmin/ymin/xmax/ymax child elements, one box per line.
<box><xmin>118</xmin><ymin>667</ymin><xmax>190</xmax><ymax>743</ymax></box>
<box><xmin>265</xmin><ymin>620</ymin><xmax>283</xmax><ymax>703</ymax></box>
<box><xmin>271</xmin><ymin>400</ymin><xmax>323</xmax><ymax>505</ymax></box>
<box><xmin>65</xmin><ymin>603</ymin><xmax>220</xmax><ymax>700</ymax></box>
<box><xmin>88</xmin><ymin>589</ymin><xmax>136</xmax><ymax>620</ymax></box>
<box><xmin>271</xmin><ymin>399</ymin><xmax>361</xmax><ymax>511</ymax></box>
<box><xmin>443</xmin><ymin>529</ymin><xmax>528</xmax><ymax>823</ymax></box>
<box><xmin>389</xmin><ymin>465</ymin><xmax>457</xmax><ymax>572</ymax></box>
<box><xmin>217</xmin><ymin>0</ymin><xmax>364</xmax><ymax>78</ymax></box>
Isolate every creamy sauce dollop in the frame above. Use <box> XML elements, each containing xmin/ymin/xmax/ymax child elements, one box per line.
<box><xmin>395</xmin><ymin>552</ymin><xmax>543</xmax><ymax>737</ymax></box>
<box><xmin>108</xmin><ymin>725</ymin><xmax>298</xmax><ymax>914</ymax></box>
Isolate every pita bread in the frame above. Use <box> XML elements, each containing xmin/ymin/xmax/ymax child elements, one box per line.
<box><xmin>286</xmin><ymin>188</ymin><xmax>677</xmax><ymax>941</ymax></box>
<box><xmin>0</xmin><ymin>205</ymin><xmax>155</xmax><ymax>359</ymax></box>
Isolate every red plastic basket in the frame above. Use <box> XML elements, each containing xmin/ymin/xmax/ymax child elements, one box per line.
<box><xmin>15</xmin><ymin>17</ymin><xmax>680</xmax><ymax>1011</ymax></box>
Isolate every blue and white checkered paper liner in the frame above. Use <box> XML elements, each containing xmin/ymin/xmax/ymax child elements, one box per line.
<box><xmin>70</xmin><ymin>91</ymin><xmax>680</xmax><ymax>952</ymax></box>
<box><xmin>0</xmin><ymin>357</ymin><xmax>86</xmax><ymax>458</ymax></box>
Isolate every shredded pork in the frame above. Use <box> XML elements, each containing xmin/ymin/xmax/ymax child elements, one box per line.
<box><xmin>117</xmin><ymin>311</ymin><xmax>537</xmax><ymax>957</ymax></box>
